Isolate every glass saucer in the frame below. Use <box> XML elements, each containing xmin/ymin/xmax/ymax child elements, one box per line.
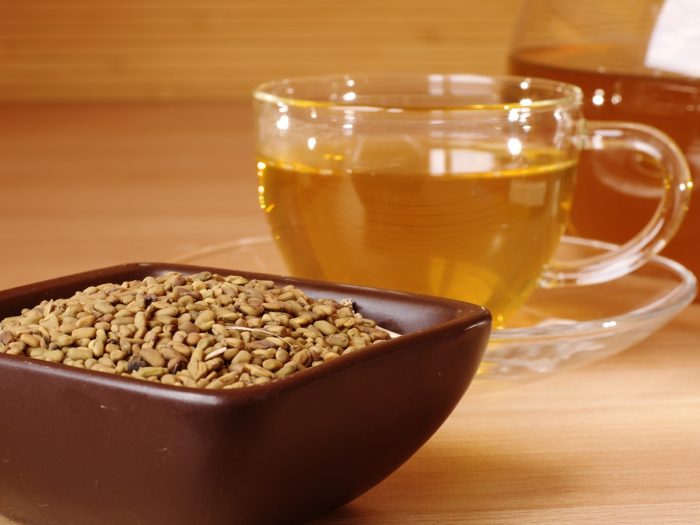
<box><xmin>171</xmin><ymin>236</ymin><xmax>696</xmax><ymax>384</ymax></box>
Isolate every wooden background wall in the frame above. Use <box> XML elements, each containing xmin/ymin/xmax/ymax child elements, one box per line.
<box><xmin>0</xmin><ymin>0</ymin><xmax>524</xmax><ymax>101</ymax></box>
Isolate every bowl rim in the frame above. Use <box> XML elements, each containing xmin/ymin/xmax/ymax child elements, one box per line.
<box><xmin>0</xmin><ymin>262</ymin><xmax>491</xmax><ymax>405</ymax></box>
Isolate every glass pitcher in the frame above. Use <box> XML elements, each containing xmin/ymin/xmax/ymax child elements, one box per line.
<box><xmin>509</xmin><ymin>0</ymin><xmax>700</xmax><ymax>286</ymax></box>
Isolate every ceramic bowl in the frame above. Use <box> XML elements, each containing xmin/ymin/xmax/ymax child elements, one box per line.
<box><xmin>0</xmin><ymin>263</ymin><xmax>490</xmax><ymax>525</ymax></box>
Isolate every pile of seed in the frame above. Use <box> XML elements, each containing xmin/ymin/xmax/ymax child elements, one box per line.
<box><xmin>0</xmin><ymin>271</ymin><xmax>394</xmax><ymax>389</ymax></box>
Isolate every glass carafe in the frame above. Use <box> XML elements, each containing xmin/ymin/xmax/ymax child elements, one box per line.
<box><xmin>509</xmin><ymin>0</ymin><xmax>700</xmax><ymax>287</ymax></box>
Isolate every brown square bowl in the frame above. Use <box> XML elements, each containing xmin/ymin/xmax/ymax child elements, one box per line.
<box><xmin>0</xmin><ymin>263</ymin><xmax>490</xmax><ymax>525</ymax></box>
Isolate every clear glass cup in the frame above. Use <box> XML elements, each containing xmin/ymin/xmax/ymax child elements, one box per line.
<box><xmin>254</xmin><ymin>74</ymin><xmax>691</xmax><ymax>324</ymax></box>
<box><xmin>509</xmin><ymin>0</ymin><xmax>700</xmax><ymax>293</ymax></box>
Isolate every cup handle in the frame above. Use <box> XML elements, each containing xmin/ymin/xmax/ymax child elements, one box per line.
<box><xmin>539</xmin><ymin>120</ymin><xmax>693</xmax><ymax>287</ymax></box>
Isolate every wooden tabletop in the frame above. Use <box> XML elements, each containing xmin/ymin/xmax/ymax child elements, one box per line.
<box><xmin>1</xmin><ymin>102</ymin><xmax>699</xmax><ymax>524</ymax></box>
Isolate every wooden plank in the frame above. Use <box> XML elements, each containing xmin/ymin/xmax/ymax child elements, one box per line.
<box><xmin>0</xmin><ymin>0</ymin><xmax>523</xmax><ymax>100</ymax></box>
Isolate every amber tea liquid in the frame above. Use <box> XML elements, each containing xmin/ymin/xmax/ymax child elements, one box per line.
<box><xmin>511</xmin><ymin>45</ymin><xmax>700</xmax><ymax>285</ymax></box>
<box><xmin>258</xmin><ymin>143</ymin><xmax>576</xmax><ymax>324</ymax></box>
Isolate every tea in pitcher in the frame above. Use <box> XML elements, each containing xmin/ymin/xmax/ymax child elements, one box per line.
<box><xmin>510</xmin><ymin>44</ymin><xmax>699</xmax><ymax>279</ymax></box>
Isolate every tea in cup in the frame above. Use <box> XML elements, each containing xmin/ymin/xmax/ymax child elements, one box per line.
<box><xmin>254</xmin><ymin>74</ymin><xmax>691</xmax><ymax>324</ymax></box>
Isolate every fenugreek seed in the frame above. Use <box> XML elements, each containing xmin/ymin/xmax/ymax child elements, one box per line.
<box><xmin>67</xmin><ymin>347</ymin><xmax>93</xmax><ymax>361</ymax></box>
<box><xmin>28</xmin><ymin>348</ymin><xmax>45</xmax><ymax>358</ymax></box>
<box><xmin>84</xmin><ymin>358</ymin><xmax>97</xmax><ymax>369</ymax></box>
<box><xmin>335</xmin><ymin>317</ymin><xmax>356</xmax><ymax>329</ymax></box>
<box><xmin>285</xmin><ymin>300</ymin><xmax>305</xmax><ymax>315</ymax></box>
<box><xmin>220</xmin><ymin>348</ymin><xmax>236</xmax><ymax>361</ymax></box>
<box><xmin>238</xmin><ymin>303</ymin><xmax>261</xmax><ymax>317</ymax></box>
<box><xmin>56</xmin><ymin>334</ymin><xmax>75</xmax><ymax>347</ymax></box>
<box><xmin>276</xmin><ymin>362</ymin><xmax>297</xmax><ymax>377</ymax></box>
<box><xmin>276</xmin><ymin>291</ymin><xmax>295</xmax><ymax>302</ymax></box>
<box><xmin>115</xmin><ymin>360</ymin><xmax>128</xmax><ymax>374</ymax></box>
<box><xmin>140</xmin><ymin>347</ymin><xmax>166</xmax><ymax>368</ymax></box>
<box><xmin>110</xmin><ymin>349</ymin><xmax>127</xmax><ymax>361</ymax></box>
<box><xmin>159</xmin><ymin>345</ymin><xmax>181</xmax><ymax>361</ymax></box>
<box><xmin>214</xmin><ymin>307</ymin><xmax>238</xmax><ymax>321</ymax></box>
<box><xmin>20</xmin><ymin>333</ymin><xmax>41</xmax><ymax>348</ymax></box>
<box><xmin>251</xmin><ymin>348</ymin><xmax>276</xmax><ymax>359</ymax></box>
<box><xmin>312</xmin><ymin>304</ymin><xmax>335</xmax><ymax>317</ymax></box>
<box><xmin>187</xmin><ymin>350</ymin><xmax>207</xmax><ymax>381</ymax></box>
<box><xmin>161</xmin><ymin>374</ymin><xmax>177</xmax><ymax>385</ymax></box>
<box><xmin>155</xmin><ymin>306</ymin><xmax>179</xmax><ymax>318</ymax></box>
<box><xmin>275</xmin><ymin>348</ymin><xmax>289</xmax><ymax>363</ymax></box>
<box><xmin>291</xmin><ymin>348</ymin><xmax>311</xmax><ymax>367</ymax></box>
<box><xmin>191</xmin><ymin>271</ymin><xmax>212</xmax><ymax>282</ymax></box>
<box><xmin>187</xmin><ymin>301</ymin><xmax>209</xmax><ymax>312</ymax></box>
<box><xmin>263</xmin><ymin>325</ymin><xmax>286</xmax><ymax>336</ymax></box>
<box><xmin>180</xmin><ymin>376</ymin><xmax>197</xmax><ymax>388</ymax></box>
<box><xmin>43</xmin><ymin>349</ymin><xmax>65</xmax><ymax>362</ymax></box>
<box><xmin>313</xmin><ymin>320</ymin><xmax>337</xmax><ymax>336</ymax></box>
<box><xmin>211</xmin><ymin>324</ymin><xmax>227</xmax><ymax>337</ymax></box>
<box><xmin>94</xmin><ymin>301</ymin><xmax>116</xmax><ymax>315</ymax></box>
<box><xmin>92</xmin><ymin>364</ymin><xmax>116</xmax><ymax>374</ymax></box>
<box><xmin>326</xmin><ymin>333</ymin><xmax>350</xmax><ymax>348</ymax></box>
<box><xmin>98</xmin><ymin>356</ymin><xmax>115</xmax><ymax>367</ymax></box>
<box><xmin>245</xmin><ymin>363</ymin><xmax>274</xmax><ymax>378</ymax></box>
<box><xmin>113</xmin><ymin>308</ymin><xmax>135</xmax><ymax>319</ymax></box>
<box><xmin>22</xmin><ymin>310</ymin><xmax>43</xmax><ymax>326</ymax></box>
<box><xmin>223</xmin><ymin>337</ymin><xmax>244</xmax><ymax>348</ymax></box>
<box><xmin>205</xmin><ymin>379</ymin><xmax>224</xmax><ymax>389</ymax></box>
<box><xmin>233</xmin><ymin>350</ymin><xmax>252</xmax><ymax>364</ymax></box>
<box><xmin>204</xmin><ymin>357</ymin><xmax>225</xmax><ymax>372</ymax></box>
<box><xmin>309</xmin><ymin>347</ymin><xmax>321</xmax><ymax>361</ymax></box>
<box><xmin>262</xmin><ymin>358</ymin><xmax>282</xmax><ymax>371</ymax></box>
<box><xmin>134</xmin><ymin>311</ymin><xmax>147</xmax><ymax>330</ymax></box>
<box><xmin>71</xmin><ymin>327</ymin><xmax>96</xmax><ymax>340</ymax></box>
<box><xmin>194</xmin><ymin>310</ymin><xmax>215</xmax><ymax>331</ymax></box>
<box><xmin>262</xmin><ymin>301</ymin><xmax>286</xmax><ymax>311</ymax></box>
<box><xmin>178</xmin><ymin>295</ymin><xmax>195</xmax><ymax>307</ymax></box>
<box><xmin>323</xmin><ymin>351</ymin><xmax>340</xmax><ymax>361</ymax></box>
<box><xmin>171</xmin><ymin>340</ymin><xmax>193</xmax><ymax>357</ymax></box>
<box><xmin>139</xmin><ymin>366</ymin><xmax>167</xmax><ymax>378</ymax></box>
<box><xmin>195</xmin><ymin>337</ymin><xmax>211</xmax><ymax>353</ymax></box>
<box><xmin>0</xmin><ymin>330</ymin><xmax>13</xmax><ymax>344</ymax></box>
<box><xmin>249</xmin><ymin>339</ymin><xmax>277</xmax><ymax>351</ymax></box>
<box><xmin>88</xmin><ymin>338</ymin><xmax>105</xmax><ymax>358</ymax></box>
<box><xmin>111</xmin><ymin>316</ymin><xmax>135</xmax><ymax>326</ymax></box>
<box><xmin>166</xmin><ymin>356</ymin><xmax>186</xmax><ymax>374</ymax></box>
<box><xmin>75</xmin><ymin>315</ymin><xmax>96</xmax><ymax>328</ymax></box>
<box><xmin>146</xmin><ymin>284</ymin><xmax>165</xmax><ymax>296</ymax></box>
<box><xmin>6</xmin><ymin>344</ymin><xmax>24</xmax><ymax>355</ymax></box>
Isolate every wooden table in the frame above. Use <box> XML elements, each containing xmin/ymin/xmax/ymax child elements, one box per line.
<box><xmin>1</xmin><ymin>102</ymin><xmax>699</xmax><ymax>524</ymax></box>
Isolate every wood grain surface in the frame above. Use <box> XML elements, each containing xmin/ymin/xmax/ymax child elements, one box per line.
<box><xmin>1</xmin><ymin>101</ymin><xmax>699</xmax><ymax>524</ymax></box>
<box><xmin>0</xmin><ymin>0</ymin><xmax>523</xmax><ymax>101</ymax></box>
